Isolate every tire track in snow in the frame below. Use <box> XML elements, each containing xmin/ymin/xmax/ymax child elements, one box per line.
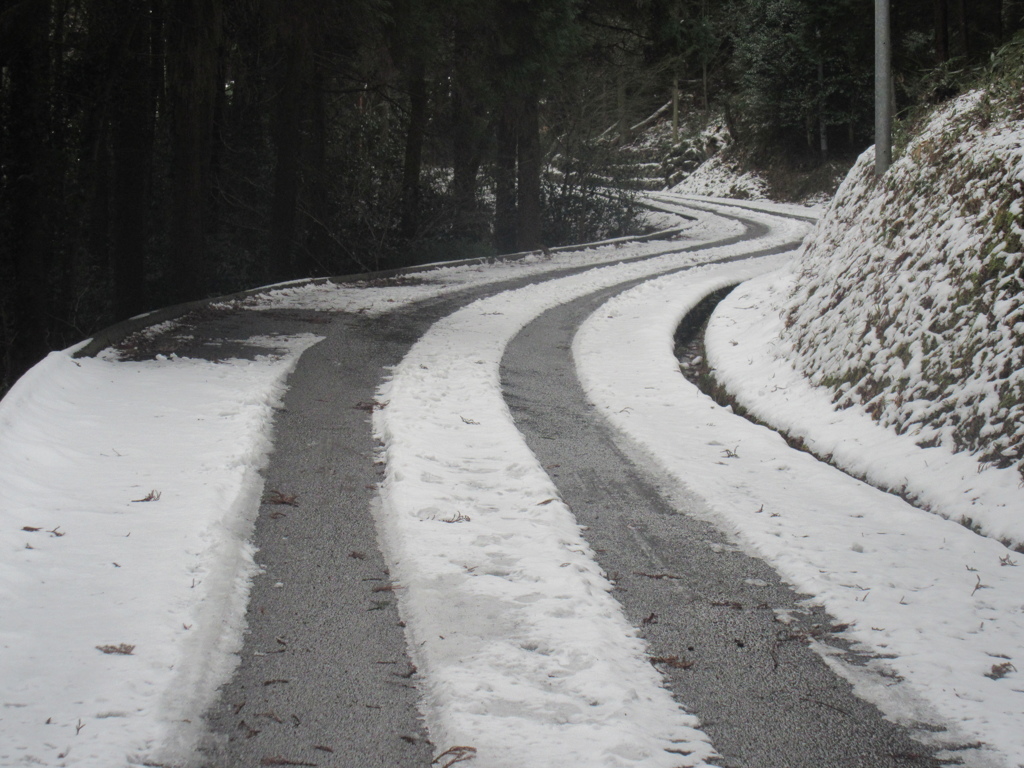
<box><xmin>372</xmin><ymin>204</ymin><xmax>810</xmax><ymax>767</ymax></box>
<box><xmin>574</xmin><ymin>261</ymin><xmax>1024</xmax><ymax>767</ymax></box>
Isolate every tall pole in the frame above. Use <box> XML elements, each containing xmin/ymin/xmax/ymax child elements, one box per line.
<box><xmin>875</xmin><ymin>0</ymin><xmax>892</xmax><ymax>176</ymax></box>
<box><xmin>672</xmin><ymin>75</ymin><xmax>679</xmax><ymax>145</ymax></box>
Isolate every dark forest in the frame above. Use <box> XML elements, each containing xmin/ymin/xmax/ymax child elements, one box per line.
<box><xmin>1</xmin><ymin>0</ymin><xmax>1020</xmax><ymax>390</ymax></box>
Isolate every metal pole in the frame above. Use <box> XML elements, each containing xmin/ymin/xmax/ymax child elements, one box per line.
<box><xmin>673</xmin><ymin>75</ymin><xmax>679</xmax><ymax>145</ymax></box>
<box><xmin>875</xmin><ymin>0</ymin><xmax>892</xmax><ymax>176</ymax></box>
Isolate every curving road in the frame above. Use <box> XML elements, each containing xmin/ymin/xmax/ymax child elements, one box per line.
<box><xmin>501</xmin><ymin>274</ymin><xmax>938</xmax><ymax>768</ymax></box>
<box><xmin>189</xmin><ymin>198</ymin><xmax>945</xmax><ymax>767</ymax></box>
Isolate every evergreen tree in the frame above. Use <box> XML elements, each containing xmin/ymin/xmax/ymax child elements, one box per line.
<box><xmin>731</xmin><ymin>0</ymin><xmax>872</xmax><ymax>159</ymax></box>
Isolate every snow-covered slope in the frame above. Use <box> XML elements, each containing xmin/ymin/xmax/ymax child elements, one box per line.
<box><xmin>669</xmin><ymin>152</ymin><xmax>769</xmax><ymax>200</ymax></box>
<box><xmin>778</xmin><ymin>64</ymin><xmax>1024</xmax><ymax>524</ymax></box>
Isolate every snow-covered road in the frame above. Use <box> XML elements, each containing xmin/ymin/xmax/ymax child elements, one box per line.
<box><xmin>2</xmin><ymin>196</ymin><xmax>1022</xmax><ymax>768</ymax></box>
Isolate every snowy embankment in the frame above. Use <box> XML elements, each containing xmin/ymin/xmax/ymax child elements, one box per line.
<box><xmin>0</xmin><ymin>335</ymin><xmax>322</xmax><ymax>767</ymax></box>
<box><xmin>371</xmin><ymin>205</ymin><xmax>810</xmax><ymax>768</ymax></box>
<box><xmin>708</xmin><ymin>275</ymin><xmax>1024</xmax><ymax>553</ymax></box>
<box><xmin>777</xmin><ymin>83</ymin><xmax>1024</xmax><ymax>513</ymax></box>
<box><xmin>669</xmin><ymin>154</ymin><xmax>768</xmax><ymax>200</ymax></box>
<box><xmin>575</xmin><ymin>260</ymin><xmax>1024</xmax><ymax>768</ymax></box>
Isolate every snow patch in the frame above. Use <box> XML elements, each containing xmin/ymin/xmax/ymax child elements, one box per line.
<box><xmin>0</xmin><ymin>335</ymin><xmax>321</xmax><ymax>767</ymax></box>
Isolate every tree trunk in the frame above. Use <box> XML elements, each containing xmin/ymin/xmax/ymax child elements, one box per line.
<box><xmin>934</xmin><ymin>0</ymin><xmax>950</xmax><ymax>63</ymax></box>
<box><xmin>151</xmin><ymin>0</ymin><xmax>166</xmax><ymax>122</ymax></box>
<box><xmin>305</xmin><ymin>64</ymin><xmax>332</xmax><ymax>276</ymax></box>
<box><xmin>516</xmin><ymin>92</ymin><xmax>542</xmax><ymax>252</ymax></box>
<box><xmin>450</xmin><ymin>23</ymin><xmax>485</xmax><ymax>238</ymax></box>
<box><xmin>111</xmin><ymin>0</ymin><xmax>155</xmax><ymax>320</ymax></box>
<box><xmin>1006</xmin><ymin>0</ymin><xmax>1024</xmax><ymax>36</ymax></box>
<box><xmin>86</xmin><ymin>114</ymin><xmax>113</xmax><ymax>281</ymax></box>
<box><xmin>701</xmin><ymin>60</ymin><xmax>708</xmax><ymax>111</ymax></box>
<box><xmin>167</xmin><ymin>0</ymin><xmax>221</xmax><ymax>302</ymax></box>
<box><xmin>975</xmin><ymin>0</ymin><xmax>1004</xmax><ymax>48</ymax></box>
<box><xmin>269</xmin><ymin>38</ymin><xmax>306</xmax><ymax>280</ymax></box>
<box><xmin>723</xmin><ymin>100</ymin><xmax>739</xmax><ymax>143</ymax></box>
<box><xmin>817</xmin><ymin>57</ymin><xmax>828</xmax><ymax>162</ymax></box>
<box><xmin>701</xmin><ymin>0</ymin><xmax>709</xmax><ymax>109</ymax></box>
<box><xmin>4</xmin><ymin>1</ymin><xmax>52</xmax><ymax>377</ymax></box>
<box><xmin>451</xmin><ymin>86</ymin><xmax>482</xmax><ymax>235</ymax></box>
<box><xmin>616</xmin><ymin>69</ymin><xmax>629</xmax><ymax>144</ymax></box>
<box><xmin>953</xmin><ymin>0</ymin><xmax>969</xmax><ymax>57</ymax></box>
<box><xmin>208</xmin><ymin>26</ymin><xmax>228</xmax><ymax>234</ymax></box>
<box><xmin>672</xmin><ymin>76</ymin><xmax>679</xmax><ymax>144</ymax></box>
<box><xmin>494</xmin><ymin>103</ymin><xmax>518</xmax><ymax>254</ymax></box>
<box><xmin>400</xmin><ymin>58</ymin><xmax>427</xmax><ymax>240</ymax></box>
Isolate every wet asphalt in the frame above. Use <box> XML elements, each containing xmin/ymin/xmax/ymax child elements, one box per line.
<box><xmin>192</xmin><ymin>308</ymin><xmax>436</xmax><ymax>768</ymax></box>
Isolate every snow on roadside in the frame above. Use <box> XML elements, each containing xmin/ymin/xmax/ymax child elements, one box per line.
<box><xmin>707</xmin><ymin>270</ymin><xmax>1024</xmax><ymax>550</ymax></box>
<box><xmin>669</xmin><ymin>153</ymin><xmax>768</xmax><ymax>200</ymax></box>
<box><xmin>371</xmin><ymin>212</ymin><xmax>813</xmax><ymax>768</ymax></box>
<box><xmin>652</xmin><ymin>191</ymin><xmax>824</xmax><ymax>221</ymax></box>
<box><xmin>574</xmin><ymin>259</ymin><xmax>1024</xmax><ymax>768</ymax></box>
<box><xmin>0</xmin><ymin>334</ymin><xmax>321</xmax><ymax>768</ymax></box>
<box><xmin>220</xmin><ymin>205</ymin><xmax>741</xmax><ymax>317</ymax></box>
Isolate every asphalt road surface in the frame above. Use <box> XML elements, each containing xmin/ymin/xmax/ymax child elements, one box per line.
<box><xmin>144</xmin><ymin>202</ymin><xmax>951</xmax><ymax>768</ymax></box>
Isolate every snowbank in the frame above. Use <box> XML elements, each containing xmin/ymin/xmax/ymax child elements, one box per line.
<box><xmin>670</xmin><ymin>153</ymin><xmax>768</xmax><ymax>200</ymax></box>
<box><xmin>0</xmin><ymin>336</ymin><xmax>320</xmax><ymax>767</ymax></box>
<box><xmin>708</xmin><ymin>271</ymin><xmax>1024</xmax><ymax>550</ymax></box>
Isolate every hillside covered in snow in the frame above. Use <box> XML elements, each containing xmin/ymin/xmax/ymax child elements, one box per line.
<box><xmin>778</xmin><ymin>44</ymin><xmax>1024</xmax><ymax>502</ymax></box>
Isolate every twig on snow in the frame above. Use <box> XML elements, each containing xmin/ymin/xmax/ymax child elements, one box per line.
<box><xmin>433</xmin><ymin>746</ymin><xmax>477</xmax><ymax>767</ymax></box>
